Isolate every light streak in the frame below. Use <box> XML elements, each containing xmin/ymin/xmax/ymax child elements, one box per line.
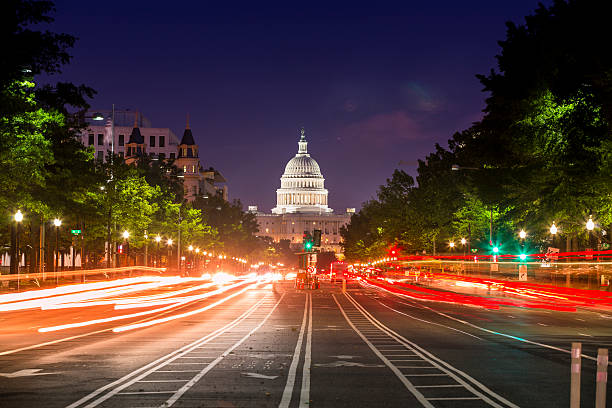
<box><xmin>112</xmin><ymin>281</ymin><xmax>266</xmax><ymax>332</ymax></box>
<box><xmin>37</xmin><ymin>278</ymin><xmax>255</xmax><ymax>333</ymax></box>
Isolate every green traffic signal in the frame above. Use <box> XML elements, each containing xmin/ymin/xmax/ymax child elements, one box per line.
<box><xmin>305</xmin><ymin>242</ymin><xmax>313</xmax><ymax>250</ymax></box>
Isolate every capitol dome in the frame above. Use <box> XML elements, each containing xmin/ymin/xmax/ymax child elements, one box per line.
<box><xmin>283</xmin><ymin>155</ymin><xmax>322</xmax><ymax>177</ymax></box>
<box><xmin>272</xmin><ymin>129</ymin><xmax>333</xmax><ymax>214</ymax></box>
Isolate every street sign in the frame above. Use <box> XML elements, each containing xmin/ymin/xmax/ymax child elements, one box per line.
<box><xmin>518</xmin><ymin>264</ymin><xmax>527</xmax><ymax>281</ymax></box>
<box><xmin>71</xmin><ymin>229</ymin><xmax>81</xmax><ymax>235</ymax></box>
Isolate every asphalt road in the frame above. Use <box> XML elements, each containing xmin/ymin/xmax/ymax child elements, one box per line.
<box><xmin>1</xmin><ymin>278</ymin><xmax>610</xmax><ymax>407</ymax></box>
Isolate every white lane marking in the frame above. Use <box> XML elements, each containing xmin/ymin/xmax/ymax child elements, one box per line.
<box><xmin>329</xmin><ymin>355</ymin><xmax>359</xmax><ymax>359</ymax></box>
<box><xmin>125</xmin><ymin>295</ymin><xmax>284</xmax><ymax>408</ymax></box>
<box><xmin>241</xmin><ymin>372</ymin><xmax>279</xmax><ymax>380</ymax></box>
<box><xmin>279</xmin><ymin>293</ymin><xmax>309</xmax><ymax>408</ymax></box>
<box><xmin>65</xmin><ymin>296</ymin><xmax>270</xmax><ymax>408</ymax></box>
<box><xmin>0</xmin><ymin>368</ymin><xmax>61</xmax><ymax>378</ymax></box>
<box><xmin>365</xmin><ymin>283</ymin><xmax>609</xmax><ymax>365</ymax></box>
<box><xmin>537</xmin><ymin>323</ymin><xmax>548</xmax><ymax>327</ymax></box>
<box><xmin>578</xmin><ymin>333</ymin><xmax>592</xmax><ymax>337</ymax></box>
<box><xmin>377</xmin><ymin>300</ymin><xmax>484</xmax><ymax>340</ymax></box>
<box><xmin>299</xmin><ymin>293</ymin><xmax>313</xmax><ymax>407</ymax></box>
<box><xmin>314</xmin><ymin>361</ymin><xmax>384</xmax><ymax>368</ymax></box>
<box><xmin>416</xmin><ymin>384</ymin><xmax>462</xmax><ymax>388</ymax></box>
<box><xmin>332</xmin><ymin>294</ymin><xmax>434</xmax><ymax>408</ymax></box>
<box><xmin>506</xmin><ymin>315</ymin><xmax>516</xmax><ymax>319</ymax></box>
<box><xmin>344</xmin><ymin>293</ymin><xmax>518</xmax><ymax>408</ymax></box>
<box><xmin>576</xmin><ymin>318</ymin><xmax>586</xmax><ymax>322</ymax></box>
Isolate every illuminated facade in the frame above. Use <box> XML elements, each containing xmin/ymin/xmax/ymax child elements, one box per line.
<box><xmin>80</xmin><ymin>111</ymin><xmax>227</xmax><ymax>202</ymax></box>
<box><xmin>253</xmin><ymin>129</ymin><xmax>352</xmax><ymax>254</ymax></box>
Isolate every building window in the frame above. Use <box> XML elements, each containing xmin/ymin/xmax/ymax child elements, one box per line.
<box><xmin>150</xmin><ymin>135</ymin><xmax>155</xmax><ymax>147</ymax></box>
<box><xmin>118</xmin><ymin>152</ymin><xmax>123</xmax><ymax>158</ymax></box>
<box><xmin>97</xmin><ymin>134</ymin><xmax>103</xmax><ymax>145</ymax></box>
<box><xmin>88</xmin><ymin>134</ymin><xmax>94</xmax><ymax>145</ymax></box>
<box><xmin>170</xmin><ymin>152</ymin><xmax>175</xmax><ymax>159</ymax></box>
<box><xmin>159</xmin><ymin>135</ymin><xmax>165</xmax><ymax>147</ymax></box>
<box><xmin>118</xmin><ymin>134</ymin><xmax>124</xmax><ymax>146</ymax></box>
<box><xmin>159</xmin><ymin>153</ymin><xmax>165</xmax><ymax>160</ymax></box>
<box><xmin>97</xmin><ymin>151</ymin><xmax>103</xmax><ymax>160</ymax></box>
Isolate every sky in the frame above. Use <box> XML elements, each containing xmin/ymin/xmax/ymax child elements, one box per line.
<box><xmin>45</xmin><ymin>0</ymin><xmax>549</xmax><ymax>212</ymax></box>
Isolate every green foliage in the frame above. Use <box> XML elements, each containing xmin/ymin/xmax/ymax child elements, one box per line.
<box><xmin>342</xmin><ymin>0</ymin><xmax>612</xmax><ymax>261</ymax></box>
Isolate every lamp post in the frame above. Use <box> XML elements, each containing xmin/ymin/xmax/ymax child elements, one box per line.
<box><xmin>14</xmin><ymin>210</ymin><xmax>23</xmax><ymax>290</ymax></box>
<box><xmin>518</xmin><ymin>229</ymin><xmax>527</xmax><ymax>258</ymax></box>
<box><xmin>460</xmin><ymin>237</ymin><xmax>467</xmax><ymax>259</ymax></box>
<box><xmin>167</xmin><ymin>238</ymin><xmax>173</xmax><ymax>268</ymax></box>
<box><xmin>188</xmin><ymin>245</ymin><xmax>193</xmax><ymax>273</ymax></box>
<box><xmin>92</xmin><ymin>105</ymin><xmax>116</xmax><ymax>268</ymax></box>
<box><xmin>549</xmin><ymin>221</ymin><xmax>558</xmax><ymax>249</ymax></box>
<box><xmin>195</xmin><ymin>247</ymin><xmax>200</xmax><ymax>272</ymax></box>
<box><xmin>53</xmin><ymin>218</ymin><xmax>61</xmax><ymax>285</ymax></box>
<box><xmin>144</xmin><ymin>232</ymin><xmax>148</xmax><ymax>266</ymax></box>
<box><xmin>586</xmin><ymin>216</ymin><xmax>596</xmax><ymax>262</ymax></box>
<box><xmin>122</xmin><ymin>230</ymin><xmax>130</xmax><ymax>266</ymax></box>
<box><xmin>155</xmin><ymin>235</ymin><xmax>162</xmax><ymax>267</ymax></box>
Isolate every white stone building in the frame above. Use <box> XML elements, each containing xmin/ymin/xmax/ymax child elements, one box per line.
<box><xmin>253</xmin><ymin>129</ymin><xmax>352</xmax><ymax>254</ymax></box>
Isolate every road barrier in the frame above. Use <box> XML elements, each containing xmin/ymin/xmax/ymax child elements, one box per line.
<box><xmin>597</xmin><ymin>348</ymin><xmax>608</xmax><ymax>408</ymax></box>
<box><xmin>570</xmin><ymin>343</ymin><xmax>608</xmax><ymax>408</ymax></box>
<box><xmin>571</xmin><ymin>342</ymin><xmax>581</xmax><ymax>408</ymax></box>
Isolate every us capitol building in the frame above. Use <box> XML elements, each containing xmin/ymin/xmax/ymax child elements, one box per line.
<box><xmin>250</xmin><ymin>129</ymin><xmax>353</xmax><ymax>254</ymax></box>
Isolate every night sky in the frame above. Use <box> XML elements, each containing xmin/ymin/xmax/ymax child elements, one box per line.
<box><xmin>45</xmin><ymin>1</ymin><xmax>548</xmax><ymax>212</ymax></box>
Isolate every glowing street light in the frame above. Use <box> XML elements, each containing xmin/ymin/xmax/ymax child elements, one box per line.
<box><xmin>195</xmin><ymin>248</ymin><xmax>200</xmax><ymax>254</ymax></box>
<box><xmin>460</xmin><ymin>238</ymin><xmax>467</xmax><ymax>245</ymax></box>
<box><xmin>449</xmin><ymin>241</ymin><xmax>455</xmax><ymax>248</ymax></box>
<box><xmin>519</xmin><ymin>229</ymin><xmax>527</xmax><ymax>239</ymax></box>
<box><xmin>167</xmin><ymin>238</ymin><xmax>173</xmax><ymax>246</ymax></box>
<box><xmin>586</xmin><ymin>216</ymin><xmax>595</xmax><ymax>231</ymax></box>
<box><xmin>188</xmin><ymin>245</ymin><xmax>194</xmax><ymax>251</ymax></box>
<box><xmin>122</xmin><ymin>230</ymin><xmax>130</xmax><ymax>239</ymax></box>
<box><xmin>155</xmin><ymin>235</ymin><xmax>162</xmax><ymax>243</ymax></box>
<box><xmin>15</xmin><ymin>210</ymin><xmax>24</xmax><ymax>223</ymax></box>
<box><xmin>549</xmin><ymin>222</ymin><xmax>558</xmax><ymax>235</ymax></box>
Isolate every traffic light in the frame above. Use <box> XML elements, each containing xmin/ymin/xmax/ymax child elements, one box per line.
<box><xmin>303</xmin><ymin>231</ymin><xmax>313</xmax><ymax>251</ymax></box>
<box><xmin>313</xmin><ymin>229</ymin><xmax>321</xmax><ymax>247</ymax></box>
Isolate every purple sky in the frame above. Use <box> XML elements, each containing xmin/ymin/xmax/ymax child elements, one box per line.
<box><xmin>45</xmin><ymin>0</ymin><xmax>548</xmax><ymax>212</ymax></box>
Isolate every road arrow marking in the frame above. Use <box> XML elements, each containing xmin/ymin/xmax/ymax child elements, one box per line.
<box><xmin>0</xmin><ymin>369</ymin><xmax>60</xmax><ymax>378</ymax></box>
<box><xmin>241</xmin><ymin>372</ymin><xmax>278</xmax><ymax>380</ymax></box>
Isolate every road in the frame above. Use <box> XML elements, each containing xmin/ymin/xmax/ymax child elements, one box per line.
<box><xmin>0</xmin><ymin>276</ymin><xmax>610</xmax><ymax>407</ymax></box>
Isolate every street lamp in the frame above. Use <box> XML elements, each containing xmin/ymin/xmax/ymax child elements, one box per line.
<box><xmin>53</xmin><ymin>218</ymin><xmax>61</xmax><ymax>284</ymax></box>
<box><xmin>586</xmin><ymin>216</ymin><xmax>595</xmax><ymax>231</ymax></box>
<box><xmin>14</xmin><ymin>210</ymin><xmax>24</xmax><ymax>287</ymax></box>
<box><xmin>449</xmin><ymin>241</ymin><xmax>455</xmax><ymax>248</ymax></box>
<box><xmin>519</xmin><ymin>229</ymin><xmax>527</xmax><ymax>240</ymax></box>
<box><xmin>549</xmin><ymin>222</ymin><xmax>558</xmax><ymax>235</ymax></box>
<box><xmin>155</xmin><ymin>235</ymin><xmax>162</xmax><ymax>267</ymax></box>
<box><xmin>122</xmin><ymin>230</ymin><xmax>130</xmax><ymax>266</ymax></box>
<box><xmin>586</xmin><ymin>216</ymin><xmax>595</xmax><ymax>254</ymax></box>
<box><xmin>144</xmin><ymin>232</ymin><xmax>148</xmax><ymax>266</ymax></box>
<box><xmin>167</xmin><ymin>238</ymin><xmax>173</xmax><ymax>268</ymax></box>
